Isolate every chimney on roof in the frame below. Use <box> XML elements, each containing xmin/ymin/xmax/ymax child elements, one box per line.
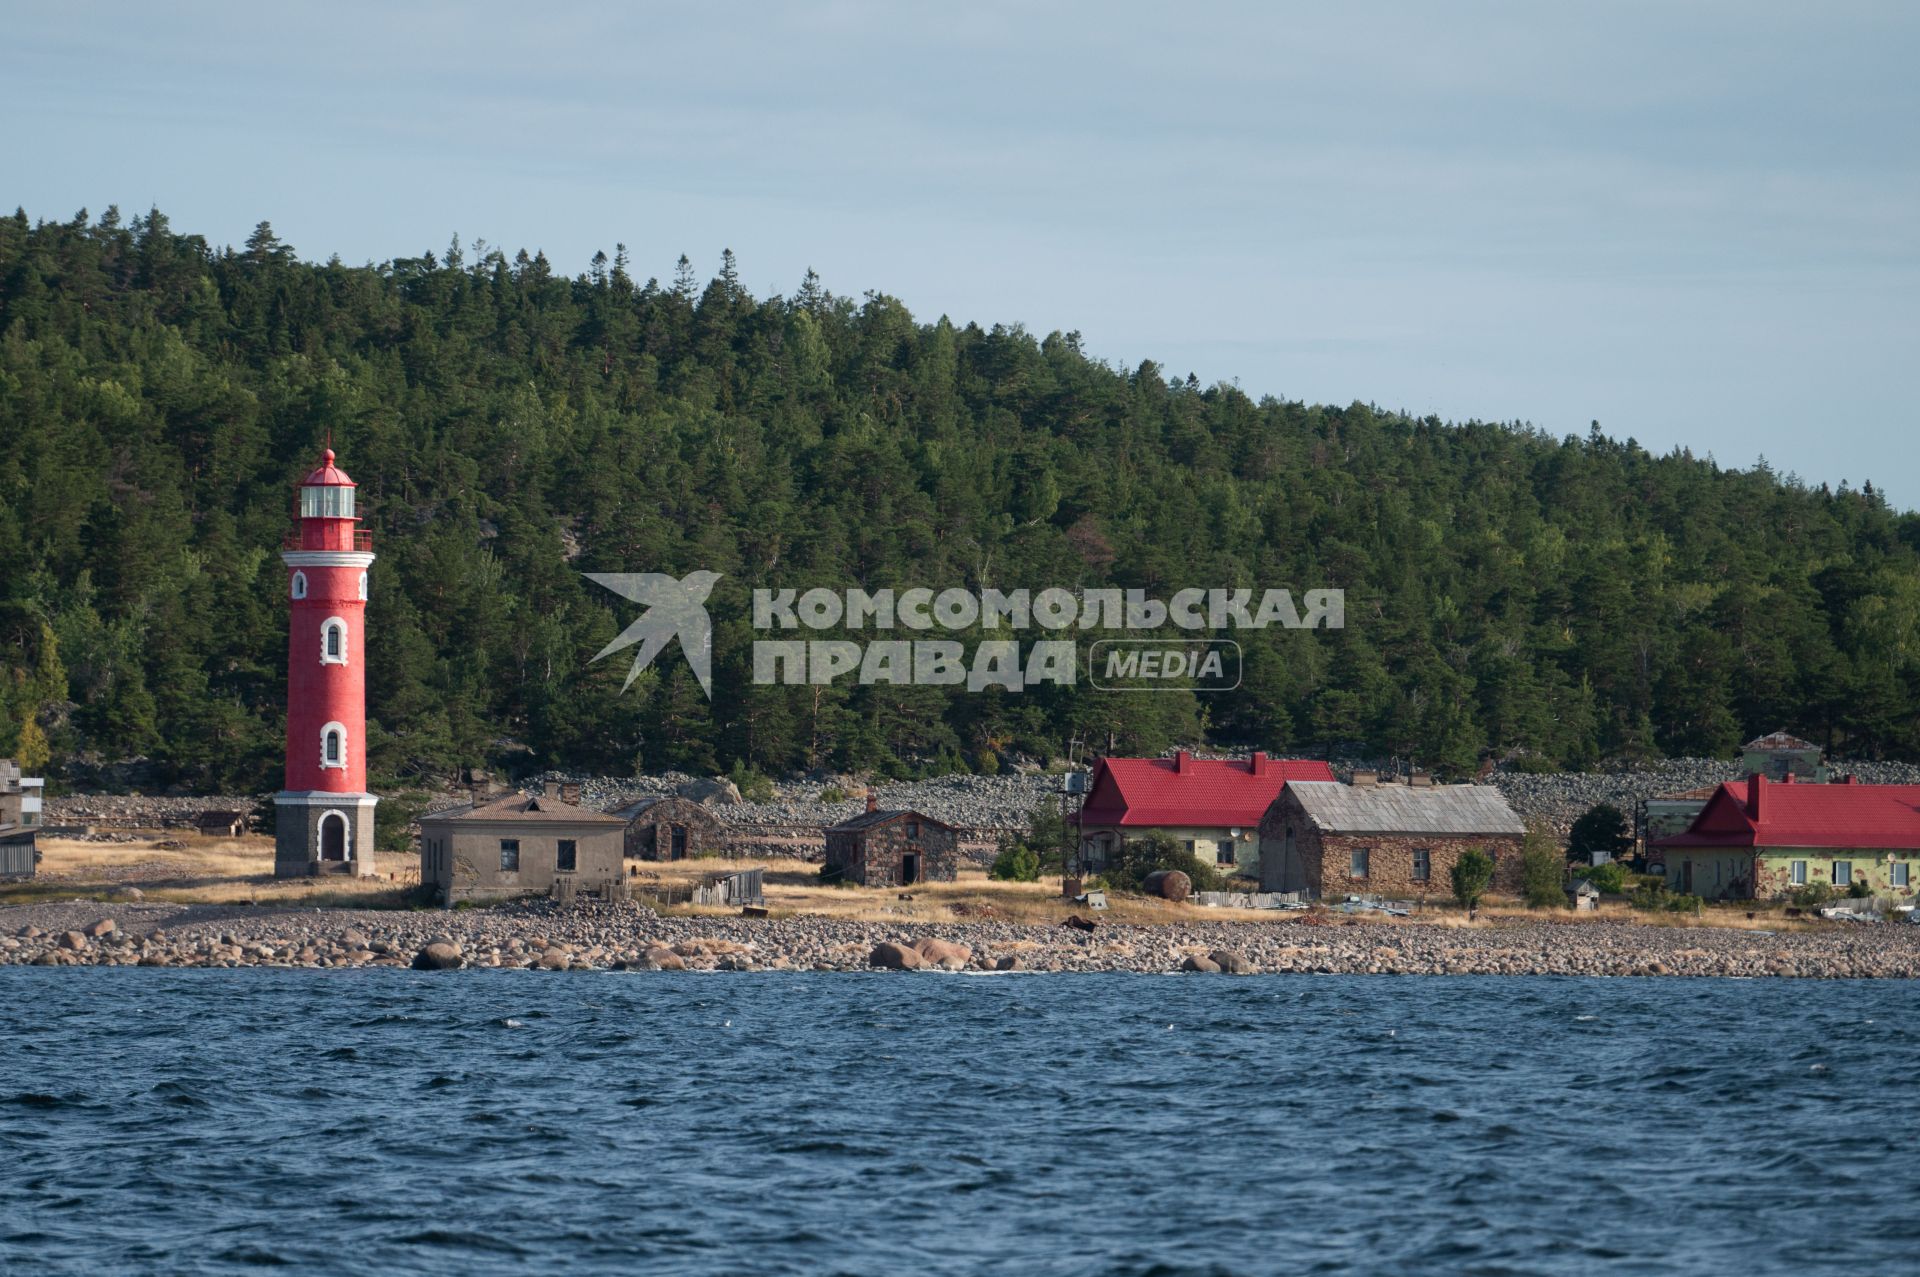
<box><xmin>561</xmin><ymin>782</ymin><xmax>581</xmax><ymax>805</ymax></box>
<box><xmin>1175</xmin><ymin>749</ymin><xmax>1191</xmax><ymax>773</ymax></box>
<box><xmin>1353</xmin><ymin>769</ymin><xmax>1378</xmax><ymax>787</ymax></box>
<box><xmin>543</xmin><ymin>780</ymin><xmax>561</xmax><ymax>800</ymax></box>
<box><xmin>1747</xmin><ymin>773</ymin><xmax>1764</xmax><ymax>820</ymax></box>
<box><xmin>865</xmin><ymin>789</ymin><xmax>878</xmax><ymax>814</ymax></box>
<box><xmin>1250</xmin><ymin>750</ymin><xmax>1268</xmax><ymax>776</ymax></box>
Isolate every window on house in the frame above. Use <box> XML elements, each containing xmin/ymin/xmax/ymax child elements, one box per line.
<box><xmin>500</xmin><ymin>839</ymin><xmax>520</xmax><ymax>872</ymax></box>
<box><xmin>1790</xmin><ymin>860</ymin><xmax>1807</xmax><ymax>885</ymax></box>
<box><xmin>1893</xmin><ymin>862</ymin><xmax>1910</xmax><ymax>889</ymax></box>
<box><xmin>1412</xmin><ymin>848</ymin><xmax>1431</xmax><ymax>882</ymax></box>
<box><xmin>1350</xmin><ymin>847</ymin><xmax>1370</xmax><ymax>879</ymax></box>
<box><xmin>906</xmin><ymin>821</ymin><xmax>920</xmax><ymax>840</ymax></box>
<box><xmin>291</xmin><ymin>571</ymin><xmax>307</xmax><ymax>599</ymax></box>
<box><xmin>1833</xmin><ymin>860</ymin><xmax>1852</xmax><ymax>887</ymax></box>
<box><xmin>1183</xmin><ymin>839</ymin><xmax>1197</xmax><ymax>856</ymax></box>
<box><xmin>1216</xmin><ymin>839</ymin><xmax>1236</xmax><ymax>866</ymax></box>
<box><xmin>557</xmin><ymin>839</ymin><xmax>577</xmax><ymax>872</ymax></box>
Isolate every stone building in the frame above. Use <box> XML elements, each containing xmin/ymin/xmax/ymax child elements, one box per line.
<box><xmin>0</xmin><ymin>759</ymin><xmax>42</xmax><ymax>879</ymax></box>
<box><xmin>824</xmin><ymin>796</ymin><xmax>957</xmax><ymax>887</ymax></box>
<box><xmin>1075</xmin><ymin>750</ymin><xmax>1334</xmax><ymax>876</ymax></box>
<box><xmin>608</xmin><ymin>795</ymin><xmax>722</xmax><ymax>861</ymax></box>
<box><xmin>1258</xmin><ymin>777</ymin><xmax>1526</xmax><ymax>899</ymax></box>
<box><xmin>418</xmin><ymin>783</ymin><xmax>627</xmax><ymax>904</ymax></box>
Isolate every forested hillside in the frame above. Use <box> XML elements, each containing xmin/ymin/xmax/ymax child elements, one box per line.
<box><xmin>2</xmin><ymin>207</ymin><xmax>1917</xmax><ymax>792</ymax></box>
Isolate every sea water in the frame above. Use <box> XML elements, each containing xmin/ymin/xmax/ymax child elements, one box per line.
<box><xmin>2</xmin><ymin>970</ymin><xmax>1916</xmax><ymax>1275</ymax></box>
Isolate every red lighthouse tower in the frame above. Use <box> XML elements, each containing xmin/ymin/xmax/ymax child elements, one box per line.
<box><xmin>274</xmin><ymin>447</ymin><xmax>378</xmax><ymax>877</ymax></box>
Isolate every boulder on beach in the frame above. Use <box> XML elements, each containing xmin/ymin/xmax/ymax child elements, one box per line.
<box><xmin>85</xmin><ymin>919</ymin><xmax>116</xmax><ymax>939</ymax></box>
<box><xmin>58</xmin><ymin>931</ymin><xmax>89</xmax><ymax>951</ymax></box>
<box><xmin>869</xmin><ymin>941</ymin><xmax>925</xmax><ymax>970</ymax></box>
<box><xmin>1180</xmin><ymin>953</ymin><xmax>1221</xmax><ymax>973</ymax></box>
<box><xmin>1207</xmin><ymin>949</ymin><xmax>1252</xmax><ymax>974</ymax></box>
<box><xmin>915</xmin><ymin>938</ymin><xmax>972</xmax><ymax>969</ymax></box>
<box><xmin>411</xmin><ymin>941</ymin><xmax>465</xmax><ymax>971</ymax></box>
<box><xmin>643</xmin><ymin>946</ymin><xmax>688</xmax><ymax>971</ymax></box>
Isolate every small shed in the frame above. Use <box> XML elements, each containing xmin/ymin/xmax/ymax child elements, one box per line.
<box><xmin>0</xmin><ymin>829</ymin><xmax>34</xmax><ymax>879</ymax></box>
<box><xmin>824</xmin><ymin>797</ymin><xmax>958</xmax><ymax>887</ymax></box>
<box><xmin>608</xmin><ymin>795</ymin><xmax>723</xmax><ymax>861</ymax></box>
<box><xmin>193</xmin><ymin>810</ymin><xmax>249</xmax><ymax>837</ymax></box>
<box><xmin>1567</xmin><ymin>879</ymin><xmax>1602</xmax><ymax>912</ymax></box>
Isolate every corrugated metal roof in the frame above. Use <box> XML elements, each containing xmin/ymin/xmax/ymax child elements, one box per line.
<box><xmin>1658</xmin><ymin>777</ymin><xmax>1920</xmax><ymax>850</ymax></box>
<box><xmin>1077</xmin><ymin>753</ymin><xmax>1336</xmax><ymax>828</ymax></box>
<box><xmin>1288</xmin><ymin>781</ymin><xmax>1526</xmax><ymax>836</ymax></box>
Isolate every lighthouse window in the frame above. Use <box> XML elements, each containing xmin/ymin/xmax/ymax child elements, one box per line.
<box><xmin>320</xmin><ymin>724</ymin><xmax>346</xmax><ymax>769</ymax></box>
<box><xmin>358</xmin><ymin>571</ymin><xmax>369</xmax><ymax>601</ymax></box>
<box><xmin>291</xmin><ymin>571</ymin><xmax>307</xmax><ymax>600</ymax></box>
<box><xmin>300</xmin><ymin>485</ymin><xmax>355</xmax><ymax>519</ymax></box>
<box><xmin>321</xmin><ymin>618</ymin><xmax>348</xmax><ymax>665</ymax></box>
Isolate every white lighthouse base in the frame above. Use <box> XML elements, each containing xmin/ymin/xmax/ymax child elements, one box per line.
<box><xmin>274</xmin><ymin>792</ymin><xmax>380</xmax><ymax>878</ymax></box>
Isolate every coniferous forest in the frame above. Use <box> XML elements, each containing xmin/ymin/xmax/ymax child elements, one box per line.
<box><xmin>2</xmin><ymin>207</ymin><xmax>1917</xmax><ymax>793</ymax></box>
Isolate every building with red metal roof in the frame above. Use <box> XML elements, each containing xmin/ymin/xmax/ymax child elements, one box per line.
<box><xmin>1075</xmin><ymin>750</ymin><xmax>1334</xmax><ymax>876</ymax></box>
<box><xmin>1655</xmin><ymin>774</ymin><xmax>1920</xmax><ymax>901</ymax></box>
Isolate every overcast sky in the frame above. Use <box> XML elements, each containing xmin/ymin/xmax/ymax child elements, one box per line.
<box><xmin>7</xmin><ymin>1</ymin><xmax>1916</xmax><ymax>507</ymax></box>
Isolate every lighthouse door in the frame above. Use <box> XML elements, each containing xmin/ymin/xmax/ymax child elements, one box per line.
<box><xmin>320</xmin><ymin>813</ymin><xmax>348</xmax><ymax>862</ymax></box>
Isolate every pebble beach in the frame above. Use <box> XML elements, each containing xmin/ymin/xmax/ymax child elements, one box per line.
<box><xmin>6</xmin><ymin>898</ymin><xmax>1919</xmax><ymax>979</ymax></box>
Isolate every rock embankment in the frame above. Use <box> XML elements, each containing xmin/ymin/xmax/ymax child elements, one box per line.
<box><xmin>43</xmin><ymin>755</ymin><xmax>1920</xmax><ymax>847</ymax></box>
<box><xmin>4</xmin><ymin>900</ymin><xmax>1917</xmax><ymax>979</ymax></box>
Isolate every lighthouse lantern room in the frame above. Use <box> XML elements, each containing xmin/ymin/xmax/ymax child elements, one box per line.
<box><xmin>275</xmin><ymin>447</ymin><xmax>379</xmax><ymax>877</ymax></box>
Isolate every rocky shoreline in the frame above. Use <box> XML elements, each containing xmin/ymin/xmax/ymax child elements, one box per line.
<box><xmin>4</xmin><ymin>899</ymin><xmax>1918</xmax><ymax>978</ymax></box>
<box><xmin>44</xmin><ymin>756</ymin><xmax>1920</xmax><ymax>844</ymax></box>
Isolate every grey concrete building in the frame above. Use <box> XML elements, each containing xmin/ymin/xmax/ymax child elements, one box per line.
<box><xmin>419</xmin><ymin>784</ymin><xmax>627</xmax><ymax>904</ymax></box>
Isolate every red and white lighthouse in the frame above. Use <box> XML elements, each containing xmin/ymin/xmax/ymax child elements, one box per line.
<box><xmin>274</xmin><ymin>447</ymin><xmax>378</xmax><ymax>877</ymax></box>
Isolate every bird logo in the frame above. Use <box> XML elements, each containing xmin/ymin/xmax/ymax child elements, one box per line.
<box><xmin>584</xmin><ymin>570</ymin><xmax>722</xmax><ymax>698</ymax></box>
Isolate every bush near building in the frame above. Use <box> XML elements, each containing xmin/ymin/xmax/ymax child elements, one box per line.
<box><xmin>1450</xmin><ymin>848</ymin><xmax>1494</xmax><ymax>909</ymax></box>
<box><xmin>1521</xmin><ymin>826</ymin><xmax>1566</xmax><ymax>908</ymax></box>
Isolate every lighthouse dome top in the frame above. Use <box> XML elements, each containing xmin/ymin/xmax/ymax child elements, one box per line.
<box><xmin>298</xmin><ymin>447</ymin><xmax>357</xmax><ymax>521</ymax></box>
<box><xmin>301</xmin><ymin>448</ymin><xmax>357</xmax><ymax>488</ymax></box>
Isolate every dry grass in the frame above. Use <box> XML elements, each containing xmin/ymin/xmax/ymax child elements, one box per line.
<box><xmin>632</xmin><ymin>856</ymin><xmax>1293</xmax><ymax>925</ymax></box>
<box><xmin>1</xmin><ymin>834</ymin><xmax>419</xmax><ymax>908</ymax></box>
<box><xmin>4</xmin><ymin>838</ymin><xmax>1834</xmax><ymax>933</ymax></box>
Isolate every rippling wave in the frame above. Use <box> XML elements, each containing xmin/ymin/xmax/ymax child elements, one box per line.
<box><xmin>1</xmin><ymin>970</ymin><xmax>1916</xmax><ymax>1275</ymax></box>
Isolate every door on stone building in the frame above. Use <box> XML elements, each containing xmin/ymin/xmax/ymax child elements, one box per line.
<box><xmin>670</xmin><ymin>825</ymin><xmax>688</xmax><ymax>860</ymax></box>
<box><xmin>901</xmin><ymin>852</ymin><xmax>920</xmax><ymax>886</ymax></box>
<box><xmin>320</xmin><ymin>813</ymin><xmax>348</xmax><ymax>862</ymax></box>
